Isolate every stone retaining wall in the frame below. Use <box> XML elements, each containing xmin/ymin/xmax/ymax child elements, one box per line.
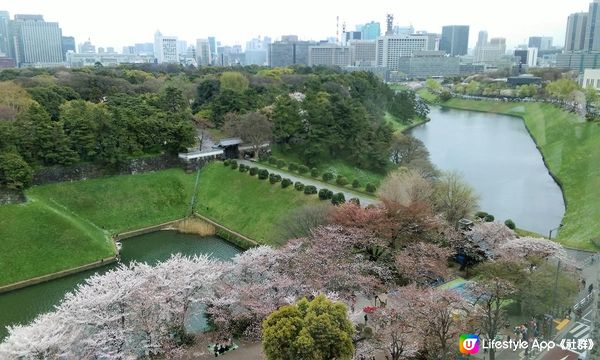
<box><xmin>0</xmin><ymin>188</ymin><xmax>26</xmax><ymax>205</ymax></box>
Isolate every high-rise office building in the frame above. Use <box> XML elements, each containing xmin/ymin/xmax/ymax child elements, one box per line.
<box><xmin>477</xmin><ymin>31</ymin><xmax>488</xmax><ymax>47</ymax></box>
<box><xmin>416</xmin><ymin>32</ymin><xmax>440</xmax><ymax>51</ymax></box>
<box><xmin>12</xmin><ymin>14</ymin><xmax>63</xmax><ymax>66</ymax></box>
<box><xmin>269</xmin><ymin>39</ymin><xmax>314</xmax><ymax>67</ymax></box>
<box><xmin>345</xmin><ymin>31</ymin><xmax>361</xmax><ymax>44</ymax></box>
<box><xmin>350</xmin><ymin>40</ymin><xmax>377</xmax><ymax>66</ymax></box>
<box><xmin>360</xmin><ymin>21</ymin><xmax>381</xmax><ymax>40</ymax></box>
<box><xmin>474</xmin><ymin>37</ymin><xmax>506</xmax><ymax>64</ymax></box>
<box><xmin>61</xmin><ymin>36</ymin><xmax>75</xmax><ymax>60</ymax></box>
<box><xmin>565</xmin><ymin>12</ymin><xmax>588</xmax><ymax>51</ymax></box>
<box><xmin>196</xmin><ymin>39</ymin><xmax>211</xmax><ymax>66</ymax></box>
<box><xmin>0</xmin><ymin>11</ymin><xmax>11</xmax><ymax>58</ymax></box>
<box><xmin>79</xmin><ymin>40</ymin><xmax>95</xmax><ymax>54</ymax></box>
<box><xmin>528</xmin><ymin>36</ymin><xmax>553</xmax><ymax>50</ymax></box>
<box><xmin>585</xmin><ymin>0</ymin><xmax>600</xmax><ymax>51</ymax></box>
<box><xmin>514</xmin><ymin>48</ymin><xmax>538</xmax><ymax>67</ymax></box>
<box><xmin>134</xmin><ymin>43</ymin><xmax>154</xmax><ymax>56</ymax></box>
<box><xmin>208</xmin><ymin>37</ymin><xmax>217</xmax><ymax>63</ymax></box>
<box><xmin>154</xmin><ymin>31</ymin><xmax>179</xmax><ymax>63</ymax></box>
<box><xmin>376</xmin><ymin>34</ymin><xmax>429</xmax><ymax>70</ymax></box>
<box><xmin>439</xmin><ymin>25</ymin><xmax>469</xmax><ymax>56</ymax></box>
<box><xmin>308</xmin><ymin>45</ymin><xmax>351</xmax><ymax>67</ymax></box>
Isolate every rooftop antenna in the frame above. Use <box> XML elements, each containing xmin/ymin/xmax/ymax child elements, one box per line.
<box><xmin>342</xmin><ymin>21</ymin><xmax>347</xmax><ymax>45</ymax></box>
<box><xmin>336</xmin><ymin>16</ymin><xmax>339</xmax><ymax>44</ymax></box>
<box><xmin>386</xmin><ymin>14</ymin><xmax>394</xmax><ymax>36</ymax></box>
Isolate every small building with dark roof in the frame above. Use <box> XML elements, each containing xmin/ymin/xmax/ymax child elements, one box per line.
<box><xmin>214</xmin><ymin>138</ymin><xmax>243</xmax><ymax>159</ymax></box>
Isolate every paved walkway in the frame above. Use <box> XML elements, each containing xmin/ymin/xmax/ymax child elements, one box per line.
<box><xmin>239</xmin><ymin>160</ymin><xmax>378</xmax><ymax>206</ymax></box>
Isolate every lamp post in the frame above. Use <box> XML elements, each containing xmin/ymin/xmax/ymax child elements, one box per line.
<box><xmin>548</xmin><ymin>224</ymin><xmax>563</xmax><ymax>240</ymax></box>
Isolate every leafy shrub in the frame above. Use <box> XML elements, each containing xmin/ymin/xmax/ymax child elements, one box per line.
<box><xmin>289</xmin><ymin>163</ymin><xmax>298</xmax><ymax>172</ymax></box>
<box><xmin>318</xmin><ymin>188</ymin><xmax>331</xmax><ymax>200</ymax></box>
<box><xmin>365</xmin><ymin>183</ymin><xmax>376</xmax><ymax>193</ymax></box>
<box><xmin>336</xmin><ymin>176</ymin><xmax>349</xmax><ymax>186</ymax></box>
<box><xmin>322</xmin><ymin>172</ymin><xmax>334</xmax><ymax>182</ymax></box>
<box><xmin>475</xmin><ymin>211</ymin><xmax>488</xmax><ymax>219</ymax></box>
<box><xmin>258</xmin><ymin>169</ymin><xmax>269</xmax><ymax>180</ymax></box>
<box><xmin>223</xmin><ymin>159</ymin><xmax>230</xmax><ymax>166</ymax></box>
<box><xmin>298</xmin><ymin>165</ymin><xmax>309</xmax><ymax>174</ymax></box>
<box><xmin>229</xmin><ymin>160</ymin><xmax>238</xmax><ymax>169</ymax></box>
<box><xmin>281</xmin><ymin>178</ymin><xmax>292</xmax><ymax>188</ymax></box>
<box><xmin>239</xmin><ymin>164</ymin><xmax>248</xmax><ymax>173</ymax></box>
<box><xmin>304</xmin><ymin>185</ymin><xmax>317</xmax><ymax>195</ymax></box>
<box><xmin>294</xmin><ymin>182</ymin><xmax>305</xmax><ymax>191</ymax></box>
<box><xmin>352</xmin><ymin>179</ymin><xmax>360</xmax><ymax>188</ymax></box>
<box><xmin>331</xmin><ymin>192</ymin><xmax>346</xmax><ymax>205</ymax></box>
<box><xmin>504</xmin><ymin>219</ymin><xmax>516</xmax><ymax>230</ymax></box>
<box><xmin>268</xmin><ymin>157</ymin><xmax>278</xmax><ymax>165</ymax></box>
<box><xmin>269</xmin><ymin>173</ymin><xmax>282</xmax><ymax>184</ymax></box>
<box><xmin>310</xmin><ymin>168</ymin><xmax>319</xmax><ymax>177</ymax></box>
<box><xmin>484</xmin><ymin>214</ymin><xmax>495</xmax><ymax>222</ymax></box>
<box><xmin>349</xmin><ymin>197</ymin><xmax>360</xmax><ymax>206</ymax></box>
<box><xmin>249</xmin><ymin>167</ymin><xmax>259</xmax><ymax>176</ymax></box>
<box><xmin>276</xmin><ymin>159</ymin><xmax>286</xmax><ymax>168</ymax></box>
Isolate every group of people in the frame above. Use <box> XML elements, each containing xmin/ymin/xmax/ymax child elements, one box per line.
<box><xmin>212</xmin><ymin>338</ymin><xmax>234</xmax><ymax>357</ymax></box>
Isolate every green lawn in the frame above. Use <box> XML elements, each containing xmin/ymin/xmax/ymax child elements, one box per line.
<box><xmin>28</xmin><ymin>169</ymin><xmax>196</xmax><ymax>235</ymax></box>
<box><xmin>0</xmin><ymin>199</ymin><xmax>114</xmax><ymax>287</ymax></box>
<box><xmin>195</xmin><ymin>162</ymin><xmax>317</xmax><ymax>245</ymax></box>
<box><xmin>384</xmin><ymin>112</ymin><xmax>428</xmax><ymax>134</ymax></box>
<box><xmin>439</xmin><ymin>98</ymin><xmax>600</xmax><ymax>250</ymax></box>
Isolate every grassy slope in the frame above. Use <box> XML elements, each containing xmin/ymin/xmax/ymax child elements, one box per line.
<box><xmin>441</xmin><ymin>98</ymin><xmax>600</xmax><ymax>250</ymax></box>
<box><xmin>28</xmin><ymin>169</ymin><xmax>196</xmax><ymax>235</ymax></box>
<box><xmin>0</xmin><ymin>199</ymin><xmax>114</xmax><ymax>286</ymax></box>
<box><xmin>195</xmin><ymin>163</ymin><xmax>317</xmax><ymax>245</ymax></box>
<box><xmin>384</xmin><ymin>112</ymin><xmax>429</xmax><ymax>134</ymax></box>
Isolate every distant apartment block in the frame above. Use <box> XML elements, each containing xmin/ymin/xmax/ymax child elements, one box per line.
<box><xmin>565</xmin><ymin>12</ymin><xmax>588</xmax><ymax>51</ymax></box>
<box><xmin>154</xmin><ymin>31</ymin><xmax>179</xmax><ymax>64</ymax></box>
<box><xmin>397</xmin><ymin>51</ymin><xmax>460</xmax><ymax>78</ymax></box>
<box><xmin>350</xmin><ymin>40</ymin><xmax>377</xmax><ymax>66</ymax></box>
<box><xmin>196</xmin><ymin>38</ymin><xmax>211</xmax><ymax>66</ymax></box>
<box><xmin>269</xmin><ymin>39</ymin><xmax>314</xmax><ymax>67</ymax></box>
<box><xmin>12</xmin><ymin>14</ymin><xmax>63</xmax><ymax>66</ymax></box>
<box><xmin>474</xmin><ymin>37</ymin><xmax>506</xmax><ymax>65</ymax></box>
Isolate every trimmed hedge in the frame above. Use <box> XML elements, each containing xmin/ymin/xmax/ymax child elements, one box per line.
<box><xmin>484</xmin><ymin>214</ymin><xmax>495</xmax><ymax>222</ymax></box>
<box><xmin>239</xmin><ymin>164</ymin><xmax>248</xmax><ymax>173</ymax></box>
<box><xmin>318</xmin><ymin>188</ymin><xmax>334</xmax><ymax>200</ymax></box>
<box><xmin>331</xmin><ymin>192</ymin><xmax>346</xmax><ymax>205</ymax></box>
<box><xmin>304</xmin><ymin>185</ymin><xmax>317</xmax><ymax>195</ymax></box>
<box><xmin>281</xmin><ymin>178</ymin><xmax>293</xmax><ymax>188</ymax></box>
<box><xmin>352</xmin><ymin>179</ymin><xmax>360</xmax><ymax>188</ymax></box>
<box><xmin>294</xmin><ymin>182</ymin><xmax>305</xmax><ymax>191</ymax></box>
<box><xmin>349</xmin><ymin>197</ymin><xmax>360</xmax><ymax>206</ymax></box>
<box><xmin>365</xmin><ymin>183</ymin><xmax>376</xmax><ymax>193</ymax></box>
<box><xmin>276</xmin><ymin>159</ymin><xmax>286</xmax><ymax>169</ymax></box>
<box><xmin>504</xmin><ymin>219</ymin><xmax>516</xmax><ymax>230</ymax></box>
<box><xmin>322</xmin><ymin>172</ymin><xmax>334</xmax><ymax>182</ymax></box>
<box><xmin>288</xmin><ymin>163</ymin><xmax>298</xmax><ymax>172</ymax></box>
<box><xmin>229</xmin><ymin>160</ymin><xmax>238</xmax><ymax>170</ymax></box>
<box><xmin>269</xmin><ymin>173</ymin><xmax>282</xmax><ymax>184</ymax></box>
<box><xmin>310</xmin><ymin>168</ymin><xmax>319</xmax><ymax>177</ymax></box>
<box><xmin>336</xmin><ymin>176</ymin><xmax>349</xmax><ymax>186</ymax></box>
<box><xmin>224</xmin><ymin>159</ymin><xmax>231</xmax><ymax>166</ymax></box>
<box><xmin>268</xmin><ymin>157</ymin><xmax>278</xmax><ymax>165</ymax></box>
<box><xmin>249</xmin><ymin>167</ymin><xmax>259</xmax><ymax>176</ymax></box>
<box><xmin>258</xmin><ymin>169</ymin><xmax>269</xmax><ymax>180</ymax></box>
<box><xmin>298</xmin><ymin>165</ymin><xmax>309</xmax><ymax>174</ymax></box>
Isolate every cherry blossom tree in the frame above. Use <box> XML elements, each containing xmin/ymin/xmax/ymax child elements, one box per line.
<box><xmin>394</xmin><ymin>242</ymin><xmax>453</xmax><ymax>285</ymax></box>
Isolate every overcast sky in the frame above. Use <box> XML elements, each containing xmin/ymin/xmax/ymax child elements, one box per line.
<box><xmin>2</xmin><ymin>0</ymin><xmax>592</xmax><ymax>50</ymax></box>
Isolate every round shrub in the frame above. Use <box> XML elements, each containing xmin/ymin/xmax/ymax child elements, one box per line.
<box><xmin>475</xmin><ymin>211</ymin><xmax>488</xmax><ymax>219</ymax></box>
<box><xmin>331</xmin><ymin>192</ymin><xmax>346</xmax><ymax>205</ymax></box>
<box><xmin>318</xmin><ymin>188</ymin><xmax>331</xmax><ymax>200</ymax></box>
<box><xmin>310</xmin><ymin>168</ymin><xmax>319</xmax><ymax>177</ymax></box>
<box><xmin>258</xmin><ymin>169</ymin><xmax>269</xmax><ymax>180</ymax></box>
<box><xmin>268</xmin><ymin>157</ymin><xmax>278</xmax><ymax>165</ymax></box>
<box><xmin>281</xmin><ymin>178</ymin><xmax>292</xmax><ymax>188</ymax></box>
<box><xmin>484</xmin><ymin>214</ymin><xmax>495</xmax><ymax>222</ymax></box>
<box><xmin>322</xmin><ymin>172</ymin><xmax>334</xmax><ymax>182</ymax></box>
<box><xmin>239</xmin><ymin>164</ymin><xmax>248</xmax><ymax>173</ymax></box>
<box><xmin>298</xmin><ymin>165</ymin><xmax>309</xmax><ymax>174</ymax></box>
<box><xmin>336</xmin><ymin>176</ymin><xmax>349</xmax><ymax>186</ymax></box>
<box><xmin>352</xmin><ymin>179</ymin><xmax>360</xmax><ymax>188</ymax></box>
<box><xmin>289</xmin><ymin>163</ymin><xmax>299</xmax><ymax>172</ymax></box>
<box><xmin>269</xmin><ymin>173</ymin><xmax>282</xmax><ymax>184</ymax></box>
<box><xmin>294</xmin><ymin>181</ymin><xmax>305</xmax><ymax>191</ymax></box>
<box><xmin>349</xmin><ymin>197</ymin><xmax>360</xmax><ymax>206</ymax></box>
<box><xmin>276</xmin><ymin>159</ymin><xmax>286</xmax><ymax>169</ymax></box>
<box><xmin>365</xmin><ymin>183</ymin><xmax>376</xmax><ymax>193</ymax></box>
<box><xmin>304</xmin><ymin>185</ymin><xmax>317</xmax><ymax>195</ymax></box>
<box><xmin>223</xmin><ymin>159</ymin><xmax>230</xmax><ymax>166</ymax></box>
<box><xmin>229</xmin><ymin>160</ymin><xmax>238</xmax><ymax>169</ymax></box>
<box><xmin>249</xmin><ymin>167</ymin><xmax>259</xmax><ymax>176</ymax></box>
<box><xmin>504</xmin><ymin>219</ymin><xmax>516</xmax><ymax>230</ymax></box>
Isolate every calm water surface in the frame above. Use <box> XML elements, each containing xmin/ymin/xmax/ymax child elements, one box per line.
<box><xmin>409</xmin><ymin>106</ymin><xmax>565</xmax><ymax>235</ymax></box>
<box><xmin>0</xmin><ymin>231</ymin><xmax>241</xmax><ymax>339</ymax></box>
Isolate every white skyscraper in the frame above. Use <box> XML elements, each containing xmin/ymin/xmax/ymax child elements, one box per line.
<box><xmin>376</xmin><ymin>35</ymin><xmax>428</xmax><ymax>70</ymax></box>
<box><xmin>196</xmin><ymin>38</ymin><xmax>211</xmax><ymax>66</ymax></box>
<box><xmin>154</xmin><ymin>30</ymin><xmax>179</xmax><ymax>64</ymax></box>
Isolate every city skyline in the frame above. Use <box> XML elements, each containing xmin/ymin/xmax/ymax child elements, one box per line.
<box><xmin>1</xmin><ymin>0</ymin><xmax>590</xmax><ymax>51</ymax></box>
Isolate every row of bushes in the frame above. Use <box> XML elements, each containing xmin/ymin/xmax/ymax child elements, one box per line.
<box><xmin>223</xmin><ymin>159</ymin><xmax>356</xmax><ymax>206</ymax></box>
<box><xmin>265</xmin><ymin>157</ymin><xmax>377</xmax><ymax>194</ymax></box>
